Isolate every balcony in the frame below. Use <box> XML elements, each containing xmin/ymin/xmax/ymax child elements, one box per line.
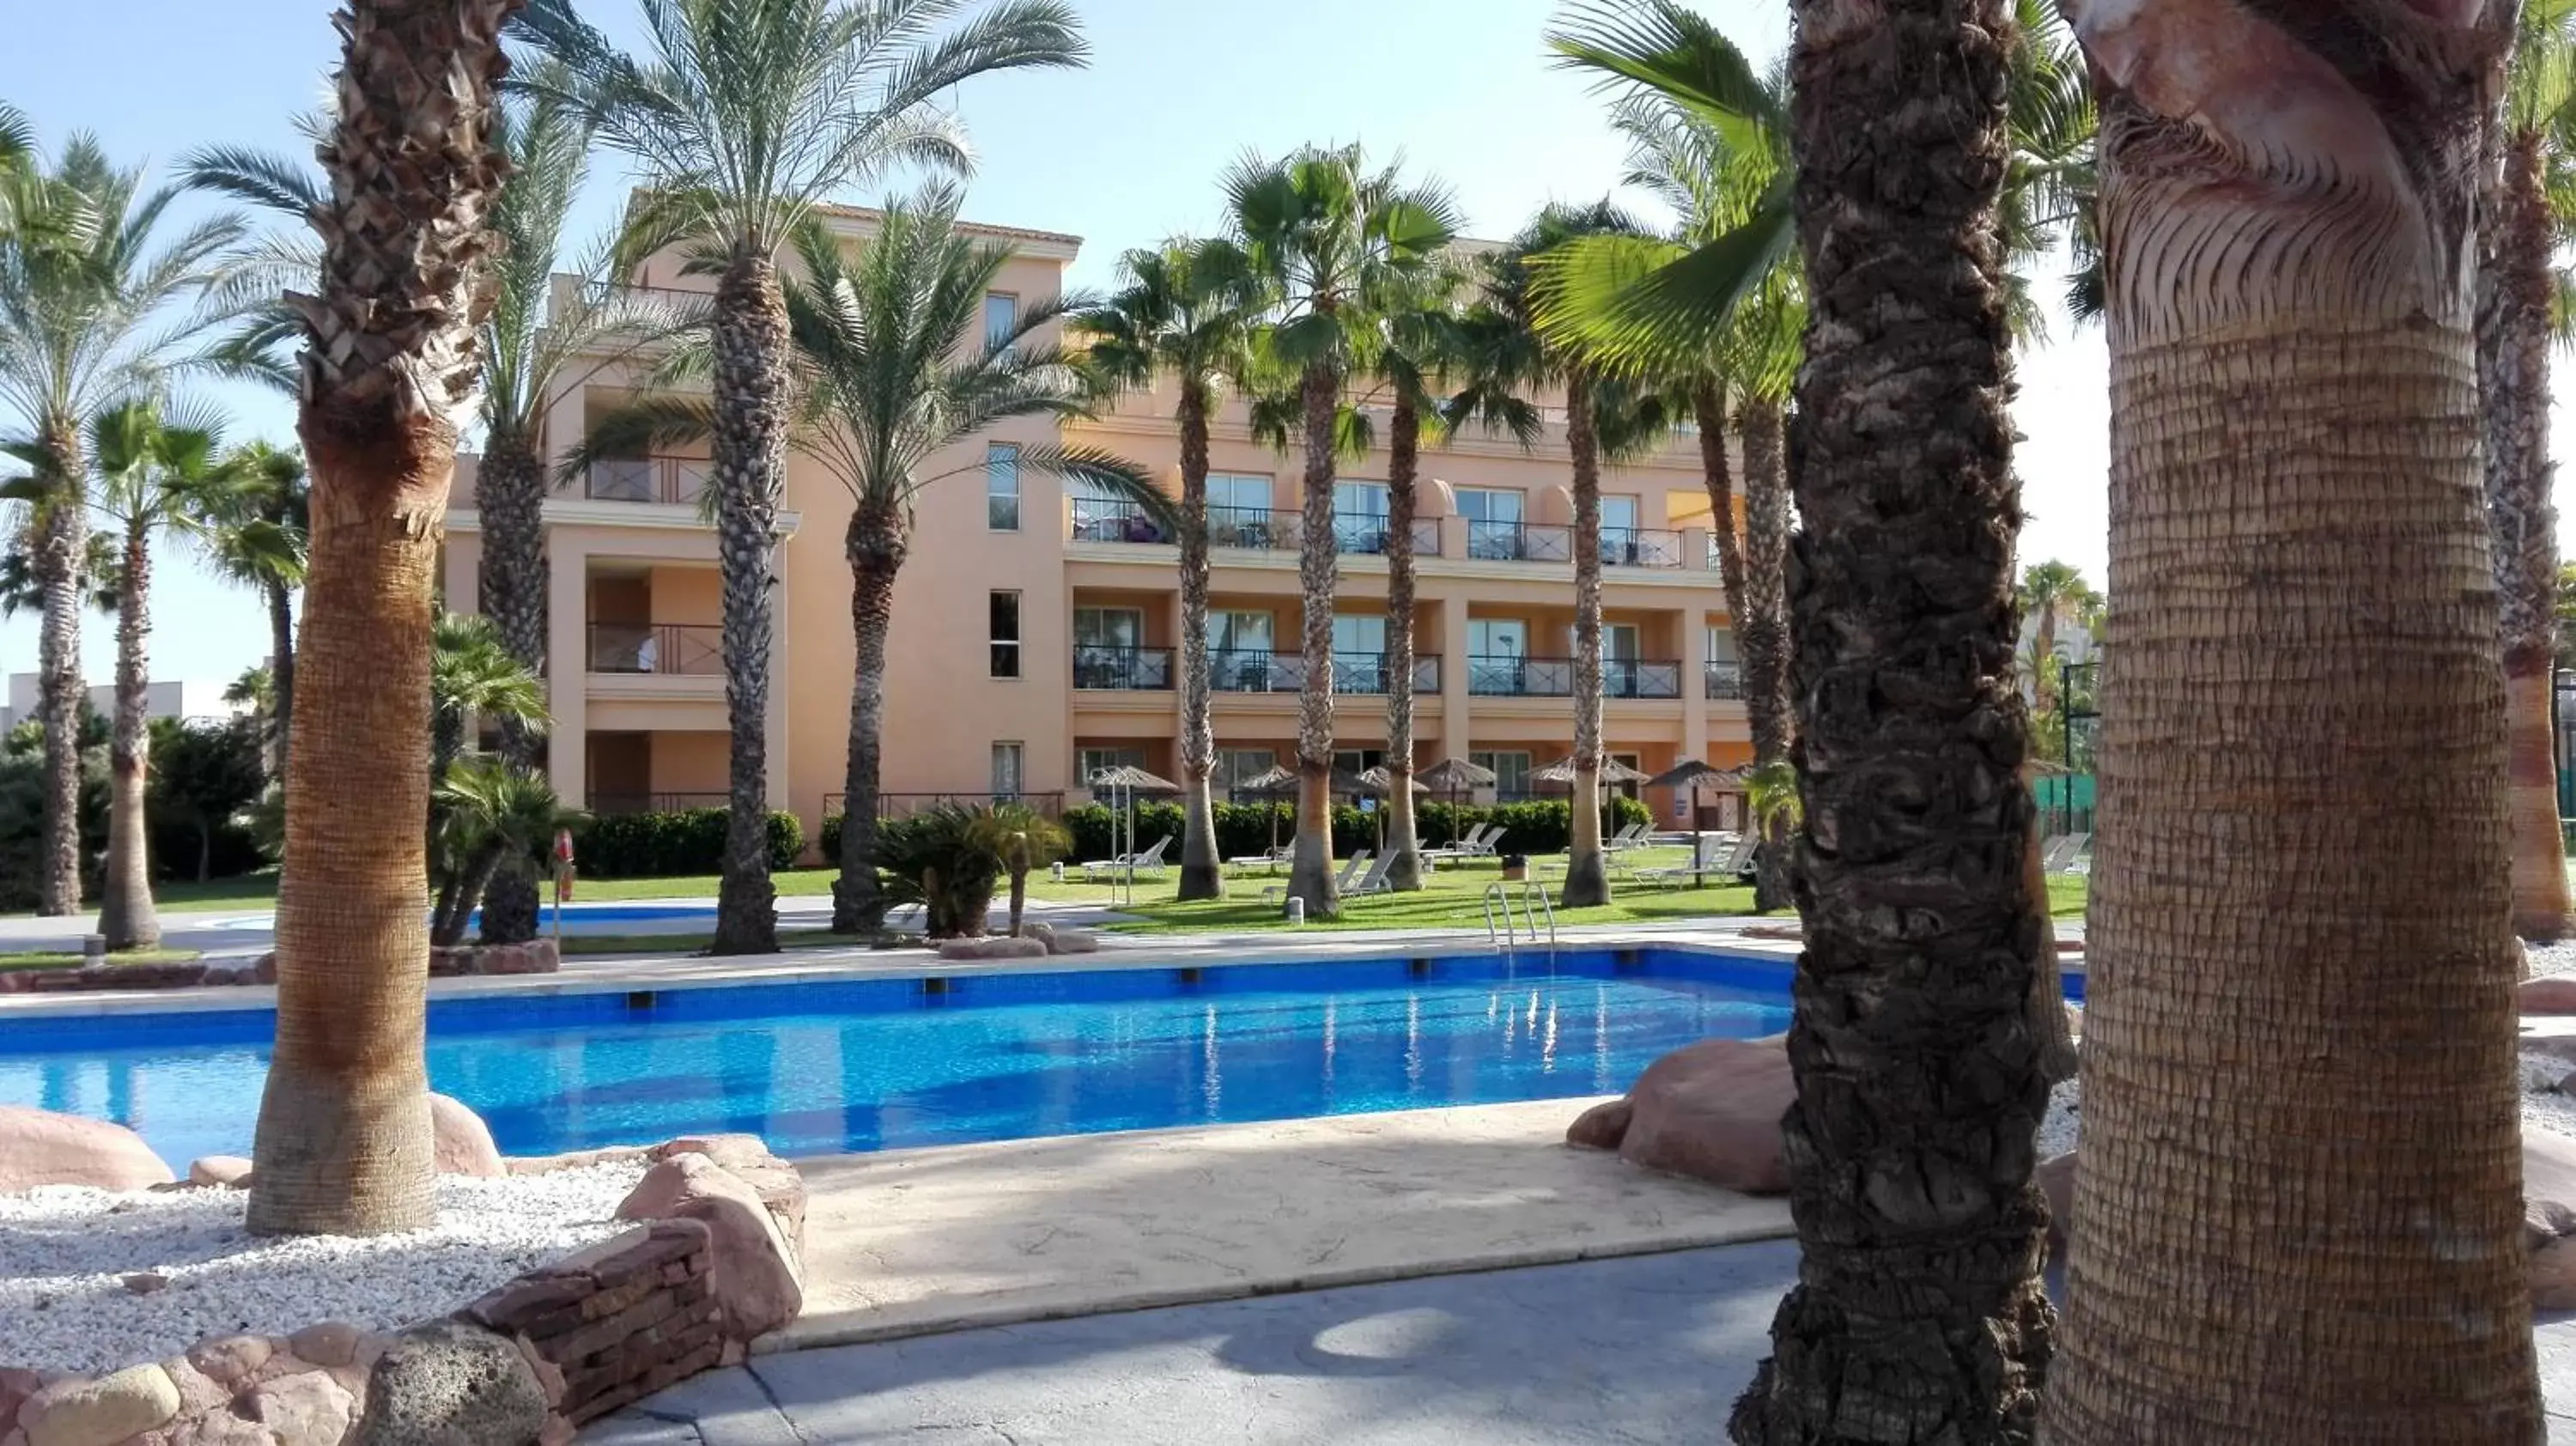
<box><xmin>1207</xmin><ymin>651</ymin><xmax>1441</xmax><ymax>696</ymax></box>
<box><xmin>1468</xmin><ymin>655</ymin><xmax>1683</xmax><ymax>700</ymax></box>
<box><xmin>589</xmin><ymin>623</ymin><xmax>724</xmax><ymax>676</ymax></box>
<box><xmin>1601</xmin><ymin>527</ymin><xmax>1686</xmax><ymax>568</ymax></box>
<box><xmin>585</xmin><ymin>457</ymin><xmax>709</xmax><ymax>507</ymax></box>
<box><xmin>1070</xmin><ymin>501</ymin><xmax>1439</xmax><ymax>557</ymax></box>
<box><xmin>1465</xmin><ymin>520</ymin><xmax>1573</xmax><ymax>562</ymax></box>
<box><xmin>1705</xmin><ymin>662</ymin><xmax>1744</xmax><ymax>700</ymax></box>
<box><xmin>1072</xmin><ymin>645</ymin><xmax>1174</xmax><ymax>690</ymax></box>
<box><xmin>1331</xmin><ymin>516</ymin><xmax>1443</xmax><ymax>558</ymax></box>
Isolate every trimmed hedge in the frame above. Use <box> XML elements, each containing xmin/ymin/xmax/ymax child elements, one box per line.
<box><xmin>1056</xmin><ymin>796</ymin><xmax>1650</xmax><ymax>864</ymax></box>
<box><xmin>573</xmin><ymin>807</ymin><xmax>803</xmax><ymax>878</ymax></box>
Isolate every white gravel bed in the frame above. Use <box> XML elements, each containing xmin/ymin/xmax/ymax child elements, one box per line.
<box><xmin>2531</xmin><ymin>941</ymin><xmax>2576</xmax><ymax>979</ymax></box>
<box><xmin>2037</xmin><ymin>1060</ymin><xmax>2576</xmax><ymax>1163</ymax></box>
<box><xmin>0</xmin><ymin>1162</ymin><xmax>646</xmax><ymax>1375</ymax></box>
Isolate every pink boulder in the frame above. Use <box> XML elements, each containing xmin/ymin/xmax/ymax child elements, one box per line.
<box><xmin>1610</xmin><ymin>1037</ymin><xmax>1795</xmax><ymax>1195</ymax></box>
<box><xmin>1565</xmin><ymin>1098</ymin><xmax>1632</xmax><ymax>1151</ymax></box>
<box><xmin>616</xmin><ymin>1154</ymin><xmax>802</xmax><ymax>1338</ymax></box>
<box><xmin>2528</xmin><ymin>1131</ymin><xmax>2576</xmax><ymax>1249</ymax></box>
<box><xmin>428</xmin><ymin>1093</ymin><xmax>505</xmax><ymax>1178</ymax></box>
<box><xmin>2523</xmin><ymin>978</ymin><xmax>2576</xmax><ymax>1015</ymax></box>
<box><xmin>0</xmin><ymin>1103</ymin><xmax>173</xmax><ymax>1193</ymax></box>
<box><xmin>2537</xmin><ymin>1236</ymin><xmax>2576</xmax><ymax>1311</ymax></box>
<box><xmin>188</xmin><ymin>1155</ymin><xmax>254</xmax><ymax>1189</ymax></box>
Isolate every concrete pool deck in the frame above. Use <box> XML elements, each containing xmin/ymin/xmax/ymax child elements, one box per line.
<box><xmin>775</xmin><ymin>1097</ymin><xmax>1792</xmax><ymax>1352</ymax></box>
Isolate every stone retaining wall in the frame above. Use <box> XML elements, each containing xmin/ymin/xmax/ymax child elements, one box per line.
<box><xmin>0</xmin><ymin>941</ymin><xmax>558</xmax><ymax>995</ymax></box>
<box><xmin>0</xmin><ymin>1135</ymin><xmax>799</xmax><ymax>1446</ymax></box>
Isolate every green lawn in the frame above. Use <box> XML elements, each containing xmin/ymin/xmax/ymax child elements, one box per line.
<box><xmin>0</xmin><ymin>946</ymin><xmax>204</xmax><ymax>970</ymax></box>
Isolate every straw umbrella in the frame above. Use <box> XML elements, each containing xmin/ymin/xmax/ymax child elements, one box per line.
<box><xmin>1358</xmin><ymin>765</ymin><xmax>1430</xmax><ymax>855</ymax></box>
<box><xmin>1417</xmin><ymin>756</ymin><xmax>1498</xmax><ymax>848</ymax></box>
<box><xmin>1088</xmin><ymin>764</ymin><xmax>1179</xmax><ymax>906</ymax></box>
<box><xmin>1533</xmin><ymin>756</ymin><xmax>1652</xmax><ymax>786</ymax></box>
<box><xmin>1646</xmin><ymin>759</ymin><xmax>1747</xmax><ymax>884</ymax></box>
<box><xmin>1233</xmin><ymin>762</ymin><xmax>1299</xmax><ymax>860</ymax></box>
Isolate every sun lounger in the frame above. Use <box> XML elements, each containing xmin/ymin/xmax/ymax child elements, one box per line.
<box><xmin>1083</xmin><ymin>835</ymin><xmax>1171</xmax><ymax>883</ymax></box>
<box><xmin>1263</xmin><ymin>849</ymin><xmax>1371</xmax><ymax>903</ymax></box>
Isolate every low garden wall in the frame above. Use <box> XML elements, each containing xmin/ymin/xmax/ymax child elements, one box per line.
<box><xmin>0</xmin><ymin>941</ymin><xmax>559</xmax><ymax>995</ymax></box>
<box><xmin>0</xmin><ymin>1132</ymin><xmax>802</xmax><ymax>1446</ymax></box>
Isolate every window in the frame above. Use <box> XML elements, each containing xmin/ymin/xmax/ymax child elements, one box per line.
<box><xmin>1220</xmin><ymin>749</ymin><xmax>1276</xmax><ymax>790</ymax></box>
<box><xmin>1468</xmin><ymin>619</ymin><xmax>1528</xmax><ymax>658</ymax></box>
<box><xmin>1334</xmin><ymin>480</ymin><xmax>1390</xmax><ymax>552</ymax></box>
<box><xmin>985</xmin><ymin>444</ymin><xmax>1020</xmax><ymax>531</ymax></box>
<box><xmin>991</xmin><ymin>742</ymin><xmax>1024</xmax><ymax>799</ymax></box>
<box><xmin>1334</xmin><ymin>748</ymin><xmax>1383</xmax><ymax>777</ymax></box>
<box><xmin>1071</xmin><ymin>477</ymin><xmax>1162</xmax><ymax>543</ymax></box>
<box><xmin>988</xmin><ymin>592</ymin><xmax>1020</xmax><ymax>678</ymax></box>
<box><xmin>1080</xmin><ymin>746</ymin><xmax>1145</xmax><ymax>783</ymax></box>
<box><xmin>1600</xmin><ymin>495</ymin><xmax>1640</xmax><ymax>533</ymax></box>
<box><xmin>1471</xmin><ymin>750</ymin><xmax>1533</xmax><ymax>799</ymax></box>
<box><xmin>1212</xmin><ymin>611</ymin><xmax>1275</xmax><ymax>691</ymax></box>
<box><xmin>1212</xmin><ymin>611</ymin><xmax>1273</xmax><ymax>655</ymax></box>
<box><xmin>1706</xmin><ymin>625</ymin><xmax>1737</xmax><ymax>664</ymax></box>
<box><xmin>1457</xmin><ymin>487</ymin><xmax>1526</xmax><ymax>560</ymax></box>
<box><xmin>1601</xmin><ymin>623</ymin><xmax>1642</xmax><ymax>662</ymax></box>
<box><xmin>1072</xmin><ymin>606</ymin><xmax>1144</xmax><ymax>649</ymax></box>
<box><xmin>1333</xmin><ymin>614</ymin><xmax>1387</xmax><ymax>656</ymax></box>
<box><xmin>983</xmin><ymin>292</ymin><xmax>1018</xmax><ymax>350</ymax></box>
<box><xmin>1598</xmin><ymin>495</ymin><xmax>1643</xmax><ymax>564</ymax></box>
<box><xmin>1209</xmin><ymin>474</ymin><xmax>1271</xmax><ymax>519</ymax></box>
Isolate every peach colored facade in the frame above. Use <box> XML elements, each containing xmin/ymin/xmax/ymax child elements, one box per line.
<box><xmin>442</xmin><ymin>204</ymin><xmax>1755</xmax><ymax>849</ymax></box>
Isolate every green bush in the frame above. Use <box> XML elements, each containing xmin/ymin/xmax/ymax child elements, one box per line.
<box><xmin>573</xmin><ymin>807</ymin><xmax>802</xmax><ymax>878</ymax></box>
<box><xmin>1057</xmin><ymin>796</ymin><xmax>1650</xmax><ymax>863</ymax></box>
<box><xmin>876</xmin><ymin>804</ymin><xmax>1001</xmax><ymax>938</ymax></box>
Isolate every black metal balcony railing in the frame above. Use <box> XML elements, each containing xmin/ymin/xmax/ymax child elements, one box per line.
<box><xmin>1070</xmin><ymin>498</ymin><xmax>1169</xmax><ymax>544</ymax></box>
<box><xmin>1467</xmin><ymin>655</ymin><xmax>1683</xmax><ymax>699</ymax></box>
<box><xmin>1072</xmin><ymin>645</ymin><xmax>1175</xmax><ymax>690</ymax></box>
<box><xmin>1705</xmin><ymin>661</ymin><xmax>1745</xmax><ymax>700</ymax></box>
<box><xmin>588</xmin><ymin>791</ymin><xmax>729</xmax><ymax>816</ymax></box>
<box><xmin>1601</xmin><ymin>527</ymin><xmax>1686</xmax><ymax>568</ymax></box>
<box><xmin>589</xmin><ymin>623</ymin><xmax>724</xmax><ymax>677</ymax></box>
<box><xmin>1206</xmin><ymin>651</ymin><xmax>1440</xmax><ymax>696</ymax></box>
<box><xmin>1208</xmin><ymin>505</ymin><xmax>1297</xmax><ymax>550</ymax></box>
<box><xmin>1333</xmin><ymin>515</ymin><xmax>1443</xmax><ymax>557</ymax></box>
<box><xmin>823</xmin><ymin>792</ymin><xmax>1067</xmax><ymax>820</ymax></box>
<box><xmin>585</xmin><ymin>457</ymin><xmax>709</xmax><ymax>506</ymax></box>
<box><xmin>1465</xmin><ymin>520</ymin><xmax>1575</xmax><ymax>563</ymax></box>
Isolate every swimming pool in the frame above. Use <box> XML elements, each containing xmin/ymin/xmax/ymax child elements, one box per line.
<box><xmin>0</xmin><ymin>949</ymin><xmax>1807</xmax><ymax>1167</ymax></box>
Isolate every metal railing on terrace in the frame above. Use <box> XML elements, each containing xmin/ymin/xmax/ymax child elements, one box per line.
<box><xmin>1705</xmin><ymin>662</ymin><xmax>1743</xmax><ymax>700</ymax></box>
<box><xmin>1072</xmin><ymin>645</ymin><xmax>1175</xmax><ymax>690</ymax></box>
<box><xmin>823</xmin><ymin>791</ymin><xmax>1067</xmax><ymax>819</ymax></box>
<box><xmin>1601</xmin><ymin>527</ymin><xmax>1686</xmax><ymax>568</ymax></box>
<box><xmin>588</xmin><ymin>623</ymin><xmax>724</xmax><ymax>677</ymax></box>
<box><xmin>585</xmin><ymin>457</ymin><xmax>709</xmax><ymax>506</ymax></box>
<box><xmin>1206</xmin><ymin>651</ymin><xmax>1441</xmax><ymax>696</ymax></box>
<box><xmin>1070</xmin><ymin>501</ymin><xmax>1439</xmax><ymax>558</ymax></box>
<box><xmin>1467</xmin><ymin>655</ymin><xmax>1683</xmax><ymax>700</ymax></box>
<box><xmin>1465</xmin><ymin>520</ymin><xmax>1574</xmax><ymax>563</ymax></box>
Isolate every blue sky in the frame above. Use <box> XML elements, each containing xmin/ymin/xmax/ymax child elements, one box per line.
<box><xmin>0</xmin><ymin>0</ymin><xmax>2124</xmax><ymax>688</ymax></box>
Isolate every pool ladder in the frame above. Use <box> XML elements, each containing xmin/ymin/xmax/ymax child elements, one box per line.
<box><xmin>1482</xmin><ymin>881</ymin><xmax>1558</xmax><ymax>948</ymax></box>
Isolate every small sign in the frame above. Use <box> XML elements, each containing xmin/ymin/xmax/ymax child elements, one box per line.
<box><xmin>1358</xmin><ymin>797</ymin><xmax>1376</xmax><ymax>813</ymax></box>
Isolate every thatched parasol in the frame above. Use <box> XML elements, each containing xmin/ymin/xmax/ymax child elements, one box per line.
<box><xmin>1088</xmin><ymin>763</ymin><xmax>1180</xmax><ymax>794</ymax></box>
<box><xmin>1232</xmin><ymin>764</ymin><xmax>1298</xmax><ymax>854</ymax></box>
<box><xmin>1357</xmin><ymin>766</ymin><xmax>1431</xmax><ymax>794</ymax></box>
<box><xmin>1418</xmin><ymin>756</ymin><xmax>1498</xmax><ymax>792</ymax></box>
<box><xmin>1532</xmin><ymin>756</ymin><xmax>1652</xmax><ymax>786</ymax></box>
<box><xmin>1645</xmin><ymin>758</ymin><xmax>1742</xmax><ymax>792</ymax></box>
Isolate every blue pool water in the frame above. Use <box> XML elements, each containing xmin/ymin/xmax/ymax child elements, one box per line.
<box><xmin>0</xmin><ymin>950</ymin><xmax>1803</xmax><ymax>1166</ymax></box>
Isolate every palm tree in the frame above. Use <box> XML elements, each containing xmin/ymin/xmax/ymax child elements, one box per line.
<box><xmin>2016</xmin><ymin>558</ymin><xmax>2099</xmax><ymax>709</ymax></box>
<box><xmin>79</xmin><ymin>401</ymin><xmax>246</xmax><ymax>951</ymax></box>
<box><xmin>512</xmin><ymin>0</ymin><xmax>1092</xmax><ymax>957</ymax></box>
<box><xmin>428</xmin><ymin>758</ymin><xmax>573</xmax><ymax>948</ymax></box>
<box><xmin>1722</xmin><ymin>0</ymin><xmax>2056</xmax><ymax>1437</ymax></box>
<box><xmin>2044</xmin><ymin>3</ymin><xmax>2542</xmax><ymax>1438</ymax></box>
<box><xmin>2483</xmin><ymin>0</ymin><xmax>2576</xmax><ymax>942</ymax></box>
<box><xmin>432</xmin><ymin>612</ymin><xmax>550</xmax><ymax>784</ymax></box>
<box><xmin>1221</xmin><ymin>145</ymin><xmax>1461</xmax><ymax>919</ymax></box>
<box><xmin>0</xmin><ymin>134</ymin><xmax>246</xmax><ymax>919</ymax></box>
<box><xmin>970</xmin><ymin>800</ymin><xmax>1071</xmax><ymax>937</ymax></box>
<box><xmin>204</xmin><ymin>443</ymin><xmax>307</xmax><ymax>779</ymax></box>
<box><xmin>1071</xmin><ymin>239</ymin><xmax>1265</xmax><ymax>901</ymax></box>
<box><xmin>245</xmin><ymin>0</ymin><xmax>513</xmax><ymax>1238</ymax></box>
<box><xmin>1450</xmin><ymin>202</ymin><xmax>1668</xmax><ymax>910</ymax></box>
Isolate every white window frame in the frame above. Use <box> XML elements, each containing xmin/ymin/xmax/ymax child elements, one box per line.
<box><xmin>991</xmin><ymin>742</ymin><xmax>1024</xmax><ymax>798</ymax></box>
<box><xmin>985</xmin><ymin>443</ymin><xmax>1020</xmax><ymax>532</ymax></box>
<box><xmin>989</xmin><ymin>591</ymin><xmax>1021</xmax><ymax>679</ymax></box>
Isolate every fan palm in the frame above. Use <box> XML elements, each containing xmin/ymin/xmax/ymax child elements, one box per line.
<box><xmin>510</xmin><ymin>0</ymin><xmax>1093</xmax><ymax>956</ymax></box>
<box><xmin>1448</xmin><ymin>201</ymin><xmax>1670</xmax><ymax>910</ymax></box>
<box><xmin>2482</xmin><ymin>0</ymin><xmax>2576</xmax><ymax>940</ymax></box>
<box><xmin>246</xmin><ymin>0</ymin><xmax>513</xmax><ymax>1237</ymax></box>
<box><xmin>969</xmin><ymin>800</ymin><xmax>1071</xmax><ymax>937</ymax></box>
<box><xmin>2016</xmin><ymin>558</ymin><xmax>2101</xmax><ymax>709</ymax></box>
<box><xmin>203</xmin><ymin>443</ymin><xmax>307</xmax><ymax>778</ymax></box>
<box><xmin>1070</xmin><ymin>238</ymin><xmax>1267</xmax><ymax>901</ymax></box>
<box><xmin>77</xmin><ymin>400</ymin><xmax>250</xmax><ymax>951</ymax></box>
<box><xmin>428</xmin><ymin>757</ymin><xmax>575</xmax><ymax>948</ymax></box>
<box><xmin>1219</xmin><ymin>144</ymin><xmax>1461</xmax><ymax>919</ymax></box>
<box><xmin>0</xmin><ymin>134</ymin><xmax>246</xmax><ymax>919</ymax></box>
<box><xmin>431</xmin><ymin>611</ymin><xmax>551</xmax><ymax>784</ymax></box>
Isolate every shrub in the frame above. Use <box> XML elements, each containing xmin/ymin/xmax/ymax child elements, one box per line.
<box><xmin>876</xmin><ymin>804</ymin><xmax>1001</xmax><ymax>938</ymax></box>
<box><xmin>1057</xmin><ymin>796</ymin><xmax>1650</xmax><ymax>863</ymax></box>
<box><xmin>573</xmin><ymin>807</ymin><xmax>801</xmax><ymax>878</ymax></box>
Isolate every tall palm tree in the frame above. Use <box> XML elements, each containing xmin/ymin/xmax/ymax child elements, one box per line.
<box><xmin>0</xmin><ymin>136</ymin><xmax>245</xmax><ymax>919</ymax></box>
<box><xmin>246</xmin><ymin>0</ymin><xmax>513</xmax><ymax>1238</ymax></box>
<box><xmin>204</xmin><ymin>443</ymin><xmax>307</xmax><ymax>779</ymax></box>
<box><xmin>2015</xmin><ymin>558</ymin><xmax>2100</xmax><ymax>711</ymax></box>
<box><xmin>2483</xmin><ymin>0</ymin><xmax>2576</xmax><ymax>942</ymax></box>
<box><xmin>2045</xmin><ymin>2</ymin><xmax>2542</xmax><ymax>1437</ymax></box>
<box><xmin>1451</xmin><ymin>202</ymin><xmax>1668</xmax><ymax>910</ymax></box>
<box><xmin>512</xmin><ymin>0</ymin><xmax>1092</xmax><ymax>956</ymax></box>
<box><xmin>79</xmin><ymin>400</ymin><xmax>245</xmax><ymax>951</ymax></box>
<box><xmin>1722</xmin><ymin>0</ymin><xmax>2055</xmax><ymax>1437</ymax></box>
<box><xmin>1071</xmin><ymin>239</ymin><xmax>1265</xmax><ymax>901</ymax></box>
<box><xmin>1221</xmin><ymin>145</ymin><xmax>1461</xmax><ymax>918</ymax></box>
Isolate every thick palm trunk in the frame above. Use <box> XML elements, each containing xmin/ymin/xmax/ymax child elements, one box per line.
<box><xmin>1562</xmin><ymin>370</ymin><xmax>1610</xmax><ymax>909</ymax></box>
<box><xmin>1175</xmin><ymin>383</ymin><xmax>1224</xmax><ymax>901</ymax></box>
<box><xmin>708</xmin><ymin>252</ymin><xmax>788</xmax><ymax>955</ymax></box>
<box><xmin>833</xmin><ymin>499</ymin><xmax>905</xmax><ymax>933</ymax></box>
<box><xmin>1738</xmin><ymin>399</ymin><xmax>1795</xmax><ymax>912</ymax></box>
<box><xmin>1382</xmin><ymin>394</ymin><xmax>1424</xmax><ymax>892</ymax></box>
<box><xmin>249</xmin><ymin>0</ymin><xmax>511</xmax><ymax>1236</ymax></box>
<box><xmin>1728</xmin><ymin>0</ymin><xmax>2052</xmax><ymax>1439</ymax></box>
<box><xmin>2045</xmin><ymin>3</ymin><xmax>2539</xmax><ymax>1440</ymax></box>
<box><xmin>1285</xmin><ymin>359</ymin><xmax>1341</xmax><ymax>918</ymax></box>
<box><xmin>98</xmin><ymin>521</ymin><xmax>159</xmax><ymax>951</ymax></box>
<box><xmin>2482</xmin><ymin>125</ymin><xmax>2571</xmax><ymax>942</ymax></box>
<box><xmin>1006</xmin><ymin>867</ymin><xmax>1029</xmax><ymax>936</ymax></box>
<box><xmin>264</xmin><ymin>576</ymin><xmax>296</xmax><ymax>779</ymax></box>
<box><xmin>474</xmin><ymin>430</ymin><xmax>546</xmax><ymax>945</ymax></box>
<box><xmin>33</xmin><ymin>425</ymin><xmax>87</xmax><ymax>918</ymax></box>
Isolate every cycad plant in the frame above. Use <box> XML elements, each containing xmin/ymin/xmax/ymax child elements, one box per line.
<box><xmin>1449</xmin><ymin>201</ymin><xmax>1669</xmax><ymax>910</ymax></box>
<box><xmin>1220</xmin><ymin>144</ymin><xmax>1461</xmax><ymax>918</ymax></box>
<box><xmin>971</xmin><ymin>800</ymin><xmax>1071</xmax><ymax>937</ymax></box>
<box><xmin>429</xmin><ymin>758</ymin><xmax>574</xmax><ymax>947</ymax></box>
<box><xmin>511</xmin><ymin>0</ymin><xmax>1093</xmax><ymax>956</ymax></box>
<box><xmin>0</xmin><ymin>134</ymin><xmax>246</xmax><ymax>918</ymax></box>
<box><xmin>1071</xmin><ymin>238</ymin><xmax>1266</xmax><ymax>901</ymax></box>
<box><xmin>2482</xmin><ymin>0</ymin><xmax>2576</xmax><ymax>940</ymax></box>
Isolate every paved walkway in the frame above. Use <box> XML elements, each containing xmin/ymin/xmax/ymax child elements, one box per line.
<box><xmin>590</xmin><ymin>1243</ymin><xmax>2576</xmax><ymax>1444</ymax></box>
<box><xmin>779</xmin><ymin>1101</ymin><xmax>1790</xmax><ymax>1350</ymax></box>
